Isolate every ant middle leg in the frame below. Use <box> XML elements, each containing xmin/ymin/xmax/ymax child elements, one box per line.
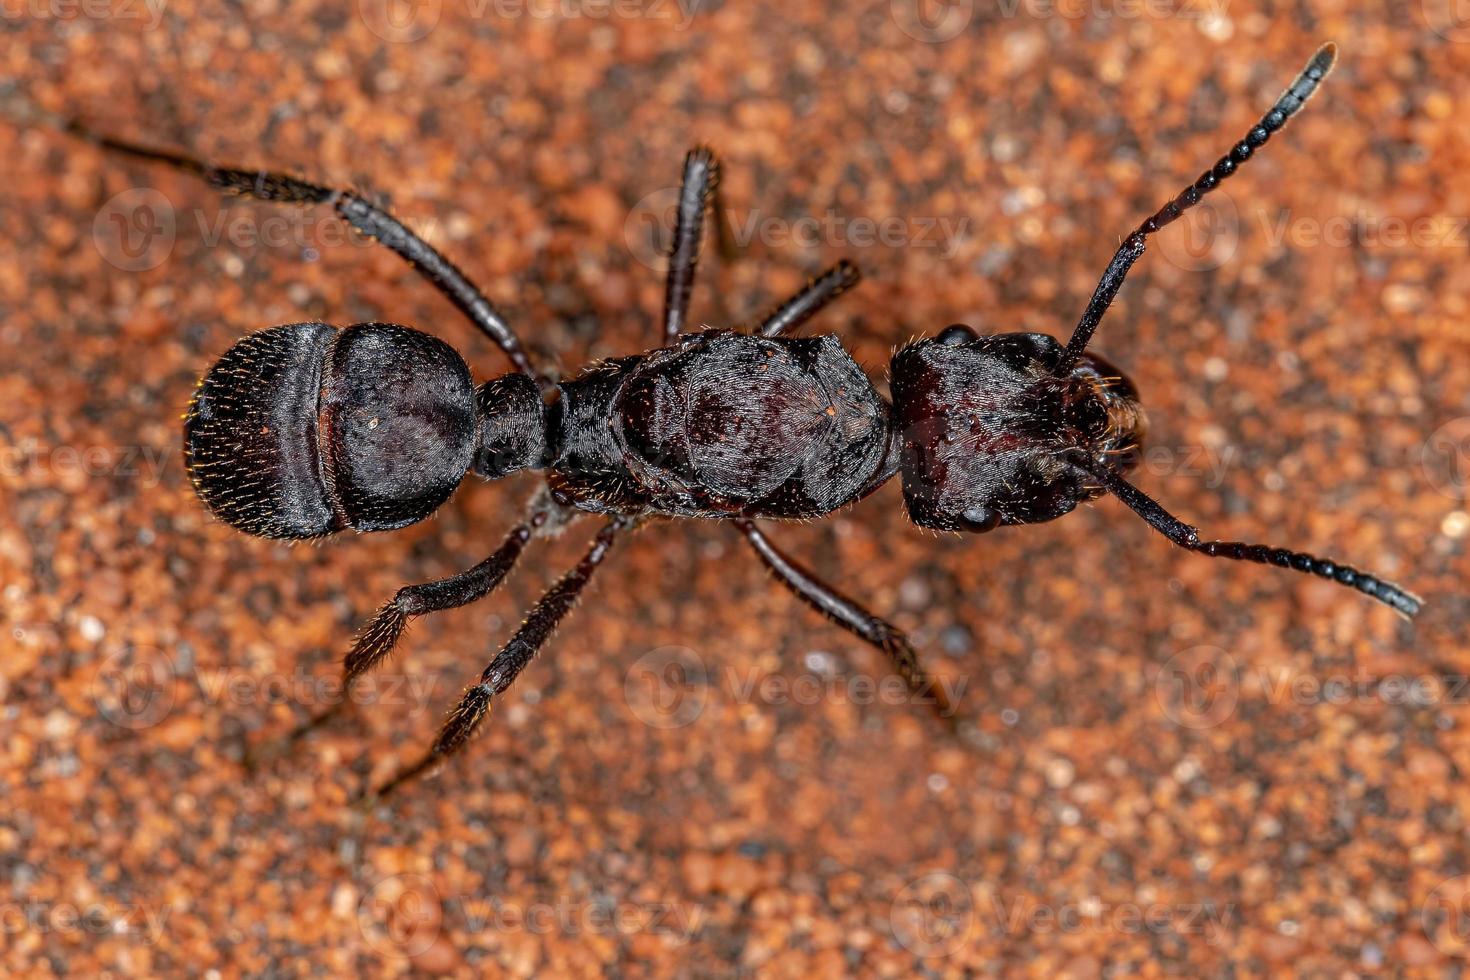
<box><xmin>61</xmin><ymin>120</ymin><xmax>539</xmax><ymax>380</ymax></box>
<box><xmin>364</xmin><ymin>516</ymin><xmax>631</xmax><ymax>803</ymax></box>
<box><xmin>734</xmin><ymin>519</ymin><xmax>957</xmax><ymax>724</ymax></box>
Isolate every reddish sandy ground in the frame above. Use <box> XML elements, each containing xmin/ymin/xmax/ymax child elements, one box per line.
<box><xmin>2</xmin><ymin>1</ymin><xmax>1468</xmax><ymax>975</ymax></box>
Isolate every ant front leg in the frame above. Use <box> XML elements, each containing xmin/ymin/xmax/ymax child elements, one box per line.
<box><xmin>61</xmin><ymin>120</ymin><xmax>540</xmax><ymax>381</ymax></box>
<box><xmin>735</xmin><ymin>519</ymin><xmax>957</xmax><ymax>725</ymax></box>
<box><xmin>363</xmin><ymin>517</ymin><xmax>631</xmax><ymax>804</ymax></box>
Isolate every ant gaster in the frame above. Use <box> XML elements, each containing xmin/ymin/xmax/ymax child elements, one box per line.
<box><xmin>61</xmin><ymin>43</ymin><xmax>1420</xmax><ymax>801</ymax></box>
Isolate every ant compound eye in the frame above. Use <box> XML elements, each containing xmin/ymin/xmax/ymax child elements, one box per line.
<box><xmin>955</xmin><ymin>506</ymin><xmax>1002</xmax><ymax>534</ymax></box>
<box><xmin>936</xmin><ymin>323</ymin><xmax>978</xmax><ymax>346</ymax></box>
<box><xmin>184</xmin><ymin>322</ymin><xmax>478</xmax><ymax>540</ymax></box>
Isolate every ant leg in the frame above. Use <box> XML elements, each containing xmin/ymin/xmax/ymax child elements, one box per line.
<box><xmin>365</xmin><ymin>517</ymin><xmax>629</xmax><ymax>803</ymax></box>
<box><xmin>246</xmin><ymin>520</ymin><xmax>538</xmax><ymax>767</ymax></box>
<box><xmin>61</xmin><ymin>120</ymin><xmax>539</xmax><ymax>379</ymax></box>
<box><xmin>735</xmin><ymin>519</ymin><xmax>956</xmax><ymax>723</ymax></box>
<box><xmin>1056</xmin><ymin>44</ymin><xmax>1337</xmax><ymax>373</ymax></box>
<box><xmin>756</xmin><ymin>260</ymin><xmax>861</xmax><ymax>338</ymax></box>
<box><xmin>1089</xmin><ymin>463</ymin><xmax>1422</xmax><ymax>618</ymax></box>
<box><xmin>662</xmin><ymin>146</ymin><xmax>720</xmax><ymax>341</ymax></box>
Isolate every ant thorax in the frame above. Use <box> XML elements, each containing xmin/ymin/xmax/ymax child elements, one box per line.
<box><xmin>540</xmin><ymin>329</ymin><xmax>892</xmax><ymax>520</ymax></box>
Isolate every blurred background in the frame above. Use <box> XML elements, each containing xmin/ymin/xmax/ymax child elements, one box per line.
<box><xmin>2</xmin><ymin>0</ymin><xmax>1468</xmax><ymax>975</ymax></box>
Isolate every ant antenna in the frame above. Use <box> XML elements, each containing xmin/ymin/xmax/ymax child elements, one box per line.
<box><xmin>1085</xmin><ymin>461</ymin><xmax>1422</xmax><ymax>619</ymax></box>
<box><xmin>1055</xmin><ymin>43</ymin><xmax>1338</xmax><ymax>375</ymax></box>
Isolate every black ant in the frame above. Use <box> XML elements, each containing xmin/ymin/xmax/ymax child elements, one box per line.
<box><xmin>53</xmin><ymin>42</ymin><xmax>1419</xmax><ymax>802</ymax></box>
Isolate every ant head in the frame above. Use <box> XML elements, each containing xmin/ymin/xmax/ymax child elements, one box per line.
<box><xmin>184</xmin><ymin>321</ymin><xmax>481</xmax><ymax>539</ymax></box>
<box><xmin>890</xmin><ymin>325</ymin><xmax>1147</xmax><ymax>533</ymax></box>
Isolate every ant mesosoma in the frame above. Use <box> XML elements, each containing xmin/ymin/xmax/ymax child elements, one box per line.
<box><xmin>58</xmin><ymin>42</ymin><xmax>1419</xmax><ymax>802</ymax></box>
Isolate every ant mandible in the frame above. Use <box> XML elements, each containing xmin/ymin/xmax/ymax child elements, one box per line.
<box><xmin>61</xmin><ymin>42</ymin><xmax>1419</xmax><ymax>802</ymax></box>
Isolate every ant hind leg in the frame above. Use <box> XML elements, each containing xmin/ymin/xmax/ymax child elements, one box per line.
<box><xmin>245</xmin><ymin>516</ymin><xmax>540</xmax><ymax>770</ymax></box>
<box><xmin>362</xmin><ymin>517</ymin><xmax>630</xmax><ymax>804</ymax></box>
